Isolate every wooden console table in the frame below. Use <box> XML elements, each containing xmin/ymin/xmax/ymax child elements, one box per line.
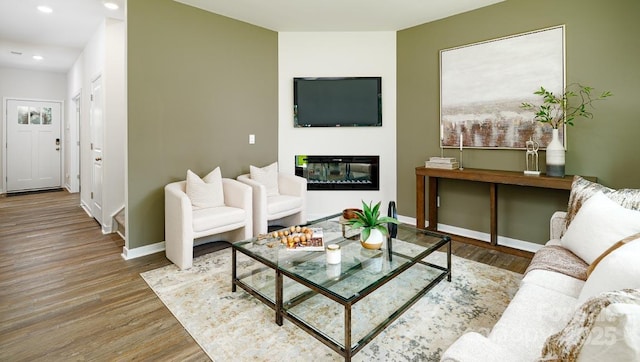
<box><xmin>415</xmin><ymin>167</ymin><xmax>591</xmax><ymax>257</ymax></box>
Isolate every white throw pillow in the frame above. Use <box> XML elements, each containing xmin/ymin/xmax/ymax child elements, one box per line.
<box><xmin>185</xmin><ymin>168</ymin><xmax>225</xmax><ymax>209</ymax></box>
<box><xmin>578</xmin><ymin>239</ymin><xmax>640</xmax><ymax>304</ymax></box>
<box><xmin>250</xmin><ymin>161</ymin><xmax>279</xmax><ymax>197</ymax></box>
<box><xmin>577</xmin><ymin>303</ymin><xmax>640</xmax><ymax>362</ymax></box>
<box><xmin>560</xmin><ymin>191</ymin><xmax>640</xmax><ymax>264</ymax></box>
<box><xmin>541</xmin><ymin>289</ymin><xmax>640</xmax><ymax>362</ymax></box>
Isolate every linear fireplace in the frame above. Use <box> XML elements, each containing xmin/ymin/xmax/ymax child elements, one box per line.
<box><xmin>295</xmin><ymin>155</ymin><xmax>379</xmax><ymax>190</ymax></box>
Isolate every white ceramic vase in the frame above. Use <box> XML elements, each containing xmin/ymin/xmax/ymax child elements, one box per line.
<box><xmin>546</xmin><ymin>128</ymin><xmax>565</xmax><ymax>177</ymax></box>
<box><xmin>361</xmin><ymin>228</ymin><xmax>384</xmax><ymax>249</ymax></box>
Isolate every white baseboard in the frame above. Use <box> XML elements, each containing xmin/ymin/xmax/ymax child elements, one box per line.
<box><xmin>119</xmin><ymin>214</ymin><xmax>541</xmax><ymax>261</ymax></box>
<box><xmin>101</xmin><ymin>223</ymin><xmax>113</xmax><ymax>234</ymax></box>
<box><xmin>80</xmin><ymin>200</ymin><xmax>92</xmax><ymax>217</ymax></box>
<box><xmin>121</xmin><ymin>241</ymin><xmax>165</xmax><ymax>260</ymax></box>
<box><xmin>397</xmin><ymin>215</ymin><xmax>543</xmax><ymax>253</ymax></box>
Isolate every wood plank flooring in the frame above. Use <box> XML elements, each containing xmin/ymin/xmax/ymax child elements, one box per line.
<box><xmin>0</xmin><ymin>190</ymin><xmax>530</xmax><ymax>361</ymax></box>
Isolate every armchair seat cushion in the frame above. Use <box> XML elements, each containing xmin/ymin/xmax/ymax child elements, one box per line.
<box><xmin>192</xmin><ymin>206</ymin><xmax>247</xmax><ymax>234</ymax></box>
<box><xmin>267</xmin><ymin>194</ymin><xmax>303</xmax><ymax>217</ymax></box>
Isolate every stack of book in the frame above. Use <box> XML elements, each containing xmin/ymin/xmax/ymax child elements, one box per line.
<box><xmin>425</xmin><ymin>157</ymin><xmax>459</xmax><ymax>169</ymax></box>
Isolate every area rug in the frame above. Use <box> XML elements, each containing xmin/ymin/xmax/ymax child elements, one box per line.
<box><xmin>141</xmin><ymin>248</ymin><xmax>522</xmax><ymax>361</ymax></box>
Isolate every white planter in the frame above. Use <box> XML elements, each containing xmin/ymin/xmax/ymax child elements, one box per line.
<box><xmin>546</xmin><ymin>128</ymin><xmax>565</xmax><ymax>177</ymax></box>
<box><xmin>361</xmin><ymin>228</ymin><xmax>384</xmax><ymax>249</ymax></box>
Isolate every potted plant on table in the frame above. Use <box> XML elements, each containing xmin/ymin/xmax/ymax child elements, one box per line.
<box><xmin>520</xmin><ymin>83</ymin><xmax>612</xmax><ymax>177</ymax></box>
<box><xmin>347</xmin><ymin>200</ymin><xmax>400</xmax><ymax>250</ymax></box>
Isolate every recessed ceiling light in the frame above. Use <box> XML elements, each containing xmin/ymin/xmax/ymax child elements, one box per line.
<box><xmin>37</xmin><ymin>5</ymin><xmax>53</xmax><ymax>13</ymax></box>
<box><xmin>104</xmin><ymin>2</ymin><xmax>119</xmax><ymax>10</ymax></box>
<box><xmin>33</xmin><ymin>55</ymin><xmax>44</xmax><ymax>61</ymax></box>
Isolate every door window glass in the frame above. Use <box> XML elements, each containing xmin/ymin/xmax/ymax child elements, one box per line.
<box><xmin>29</xmin><ymin>107</ymin><xmax>40</xmax><ymax>124</ymax></box>
<box><xmin>17</xmin><ymin>106</ymin><xmax>28</xmax><ymax>124</ymax></box>
<box><xmin>42</xmin><ymin>107</ymin><xmax>52</xmax><ymax>125</ymax></box>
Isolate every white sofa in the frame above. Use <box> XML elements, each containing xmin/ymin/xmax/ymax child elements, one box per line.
<box><xmin>442</xmin><ymin>188</ymin><xmax>640</xmax><ymax>362</ymax></box>
<box><xmin>164</xmin><ymin>178</ymin><xmax>252</xmax><ymax>270</ymax></box>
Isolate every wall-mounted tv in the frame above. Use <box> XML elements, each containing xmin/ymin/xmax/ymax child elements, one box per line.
<box><xmin>293</xmin><ymin>77</ymin><xmax>382</xmax><ymax>127</ymax></box>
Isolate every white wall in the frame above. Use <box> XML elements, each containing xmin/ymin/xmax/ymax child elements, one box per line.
<box><xmin>0</xmin><ymin>67</ymin><xmax>66</xmax><ymax>193</ymax></box>
<box><xmin>103</xmin><ymin>18</ymin><xmax>126</xmax><ymax>231</ymax></box>
<box><xmin>278</xmin><ymin>32</ymin><xmax>397</xmax><ymax>219</ymax></box>
<box><xmin>66</xmin><ymin>55</ymin><xmax>84</xmax><ymax>193</ymax></box>
<box><xmin>80</xmin><ymin>21</ymin><xmax>106</xmax><ymax>213</ymax></box>
<box><xmin>67</xmin><ymin>18</ymin><xmax>126</xmax><ymax>234</ymax></box>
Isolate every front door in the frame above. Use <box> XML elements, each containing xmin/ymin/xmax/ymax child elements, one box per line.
<box><xmin>5</xmin><ymin>99</ymin><xmax>62</xmax><ymax>192</ymax></box>
<box><xmin>90</xmin><ymin>76</ymin><xmax>104</xmax><ymax>224</ymax></box>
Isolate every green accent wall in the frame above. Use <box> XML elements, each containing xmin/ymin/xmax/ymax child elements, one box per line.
<box><xmin>127</xmin><ymin>0</ymin><xmax>278</xmax><ymax>249</ymax></box>
<box><xmin>397</xmin><ymin>0</ymin><xmax>640</xmax><ymax>245</ymax></box>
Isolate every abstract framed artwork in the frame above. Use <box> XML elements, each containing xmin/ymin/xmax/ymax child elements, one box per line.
<box><xmin>440</xmin><ymin>25</ymin><xmax>565</xmax><ymax>149</ymax></box>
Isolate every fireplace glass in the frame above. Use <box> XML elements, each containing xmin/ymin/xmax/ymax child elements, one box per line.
<box><xmin>295</xmin><ymin>155</ymin><xmax>379</xmax><ymax>190</ymax></box>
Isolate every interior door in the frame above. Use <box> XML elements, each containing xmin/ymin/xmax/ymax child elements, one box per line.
<box><xmin>5</xmin><ymin>99</ymin><xmax>62</xmax><ymax>192</ymax></box>
<box><xmin>90</xmin><ymin>76</ymin><xmax>104</xmax><ymax>224</ymax></box>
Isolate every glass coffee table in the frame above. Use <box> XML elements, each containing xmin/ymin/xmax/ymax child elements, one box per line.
<box><xmin>232</xmin><ymin>214</ymin><xmax>451</xmax><ymax>361</ymax></box>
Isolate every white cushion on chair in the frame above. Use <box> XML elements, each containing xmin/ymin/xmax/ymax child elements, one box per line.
<box><xmin>186</xmin><ymin>168</ymin><xmax>224</xmax><ymax>209</ymax></box>
<box><xmin>192</xmin><ymin>206</ymin><xmax>247</xmax><ymax>233</ymax></box>
<box><xmin>267</xmin><ymin>194</ymin><xmax>303</xmax><ymax>216</ymax></box>
<box><xmin>250</xmin><ymin>161</ymin><xmax>279</xmax><ymax>197</ymax></box>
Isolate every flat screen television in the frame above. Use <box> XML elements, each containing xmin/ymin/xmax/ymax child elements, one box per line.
<box><xmin>293</xmin><ymin>77</ymin><xmax>382</xmax><ymax>127</ymax></box>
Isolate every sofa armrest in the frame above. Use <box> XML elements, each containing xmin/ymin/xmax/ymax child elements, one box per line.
<box><xmin>550</xmin><ymin>211</ymin><xmax>568</xmax><ymax>240</ymax></box>
<box><xmin>441</xmin><ymin>332</ymin><xmax>521</xmax><ymax>362</ymax></box>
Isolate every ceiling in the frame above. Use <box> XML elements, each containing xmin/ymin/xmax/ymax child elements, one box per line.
<box><xmin>0</xmin><ymin>0</ymin><xmax>503</xmax><ymax>74</ymax></box>
<box><xmin>0</xmin><ymin>0</ymin><xmax>125</xmax><ymax>73</ymax></box>
<box><xmin>175</xmin><ymin>0</ymin><xmax>503</xmax><ymax>32</ymax></box>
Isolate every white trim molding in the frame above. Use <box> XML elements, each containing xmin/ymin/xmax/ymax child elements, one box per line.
<box><xmin>121</xmin><ymin>241</ymin><xmax>165</xmax><ymax>260</ymax></box>
<box><xmin>397</xmin><ymin>215</ymin><xmax>543</xmax><ymax>253</ymax></box>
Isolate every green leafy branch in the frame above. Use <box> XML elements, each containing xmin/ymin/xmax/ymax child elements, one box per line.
<box><xmin>520</xmin><ymin>83</ymin><xmax>612</xmax><ymax>129</ymax></box>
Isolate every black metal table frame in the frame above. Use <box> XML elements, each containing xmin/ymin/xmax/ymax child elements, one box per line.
<box><xmin>232</xmin><ymin>227</ymin><xmax>451</xmax><ymax>362</ymax></box>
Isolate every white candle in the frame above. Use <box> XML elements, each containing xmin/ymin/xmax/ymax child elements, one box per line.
<box><xmin>326</xmin><ymin>244</ymin><xmax>341</xmax><ymax>264</ymax></box>
<box><xmin>459</xmin><ymin>134</ymin><xmax>463</xmax><ymax>151</ymax></box>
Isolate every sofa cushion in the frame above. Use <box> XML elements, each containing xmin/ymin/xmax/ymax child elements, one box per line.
<box><xmin>250</xmin><ymin>161</ymin><xmax>279</xmax><ymax>197</ymax></box>
<box><xmin>192</xmin><ymin>206</ymin><xmax>246</xmax><ymax>234</ymax></box>
<box><xmin>541</xmin><ymin>289</ymin><xmax>640</xmax><ymax>362</ymax></box>
<box><xmin>488</xmin><ymin>282</ymin><xmax>577</xmax><ymax>361</ymax></box>
<box><xmin>566</xmin><ymin>176</ymin><xmax>640</xmax><ymax>231</ymax></box>
<box><xmin>522</xmin><ymin>270</ymin><xmax>585</xmax><ymax>299</ymax></box>
<box><xmin>578</xmin><ymin>238</ymin><xmax>640</xmax><ymax>304</ymax></box>
<box><xmin>266</xmin><ymin>194</ymin><xmax>302</xmax><ymax>217</ymax></box>
<box><xmin>186</xmin><ymin>168</ymin><xmax>225</xmax><ymax>210</ymax></box>
<box><xmin>560</xmin><ymin>191</ymin><xmax>640</xmax><ymax>264</ymax></box>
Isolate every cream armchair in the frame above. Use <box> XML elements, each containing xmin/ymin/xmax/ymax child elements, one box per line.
<box><xmin>164</xmin><ymin>178</ymin><xmax>252</xmax><ymax>270</ymax></box>
<box><xmin>237</xmin><ymin>171</ymin><xmax>307</xmax><ymax>236</ymax></box>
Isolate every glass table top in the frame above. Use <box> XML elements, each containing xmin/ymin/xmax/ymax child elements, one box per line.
<box><xmin>233</xmin><ymin>214</ymin><xmax>449</xmax><ymax>302</ymax></box>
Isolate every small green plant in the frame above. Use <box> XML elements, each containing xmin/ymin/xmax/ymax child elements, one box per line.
<box><xmin>520</xmin><ymin>83</ymin><xmax>612</xmax><ymax>129</ymax></box>
<box><xmin>347</xmin><ymin>200</ymin><xmax>399</xmax><ymax>242</ymax></box>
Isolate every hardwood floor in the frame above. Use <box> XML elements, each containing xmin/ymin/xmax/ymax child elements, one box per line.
<box><xmin>0</xmin><ymin>190</ymin><xmax>530</xmax><ymax>361</ymax></box>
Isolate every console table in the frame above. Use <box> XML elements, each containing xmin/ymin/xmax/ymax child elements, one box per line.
<box><xmin>415</xmin><ymin>167</ymin><xmax>593</xmax><ymax>257</ymax></box>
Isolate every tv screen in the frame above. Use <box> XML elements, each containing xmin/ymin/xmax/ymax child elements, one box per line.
<box><xmin>293</xmin><ymin>77</ymin><xmax>382</xmax><ymax>127</ymax></box>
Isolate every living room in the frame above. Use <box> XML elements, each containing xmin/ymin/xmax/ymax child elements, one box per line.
<box><xmin>1</xmin><ymin>0</ymin><xmax>639</xmax><ymax>360</ymax></box>
<box><xmin>125</xmin><ymin>0</ymin><xmax>638</xmax><ymax>257</ymax></box>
